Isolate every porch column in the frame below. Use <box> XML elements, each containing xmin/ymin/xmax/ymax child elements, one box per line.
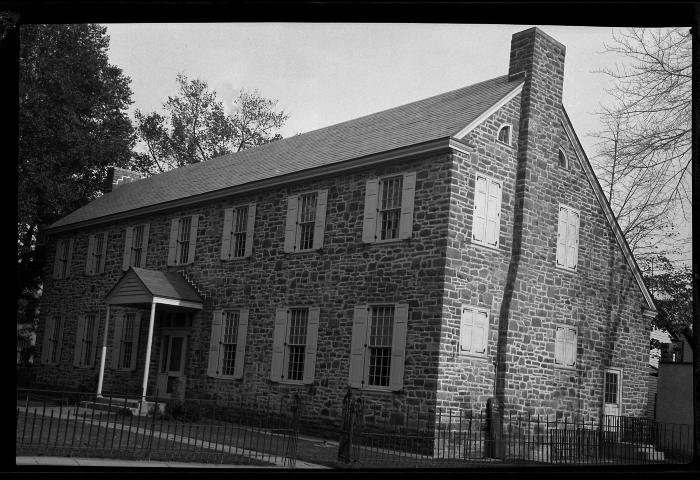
<box><xmin>141</xmin><ymin>300</ymin><xmax>157</xmax><ymax>401</ymax></box>
<box><xmin>96</xmin><ymin>304</ymin><xmax>111</xmax><ymax>397</ymax></box>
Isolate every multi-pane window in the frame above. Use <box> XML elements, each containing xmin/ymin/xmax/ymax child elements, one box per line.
<box><xmin>368</xmin><ymin>305</ymin><xmax>394</xmax><ymax>387</ymax></box>
<box><xmin>604</xmin><ymin>370</ymin><xmax>619</xmax><ymax>404</ymax></box>
<box><xmin>270</xmin><ymin>307</ymin><xmax>319</xmax><ymax>384</ymax></box>
<box><xmin>556</xmin><ymin>205</ymin><xmax>580</xmax><ymax>271</ymax></box>
<box><xmin>130</xmin><ymin>225</ymin><xmax>144</xmax><ymax>267</ymax></box>
<box><xmin>472</xmin><ymin>174</ymin><xmax>502</xmax><ymax>248</ymax></box>
<box><xmin>92</xmin><ymin>234</ymin><xmax>104</xmax><ymax>273</ymax></box>
<box><xmin>232</xmin><ymin>206</ymin><xmax>249</xmax><ymax>258</ymax></box>
<box><xmin>177</xmin><ymin>216</ymin><xmax>192</xmax><ymax>265</ymax></box>
<box><xmin>86</xmin><ymin>233</ymin><xmax>107</xmax><ymax>275</ymax></box>
<box><xmin>460</xmin><ymin>306</ymin><xmax>489</xmax><ymax>356</ymax></box>
<box><xmin>49</xmin><ymin>316</ymin><xmax>62</xmax><ymax>364</ymax></box>
<box><xmin>297</xmin><ymin>193</ymin><xmax>318</xmax><ymax>251</ymax></box>
<box><xmin>82</xmin><ymin>314</ymin><xmax>96</xmax><ymax>367</ymax></box>
<box><xmin>119</xmin><ymin>313</ymin><xmax>136</xmax><ymax>369</ymax></box>
<box><xmin>54</xmin><ymin>241</ymin><xmax>69</xmax><ymax>278</ymax></box>
<box><xmin>286</xmin><ymin>308</ymin><xmax>309</xmax><ymax>381</ymax></box>
<box><xmin>220</xmin><ymin>311</ymin><xmax>240</xmax><ymax>376</ymax></box>
<box><xmin>378</xmin><ymin>176</ymin><xmax>403</xmax><ymax>241</ymax></box>
<box><xmin>284</xmin><ymin>191</ymin><xmax>327</xmax><ymax>253</ymax></box>
<box><xmin>558</xmin><ymin>149</ymin><xmax>568</xmax><ymax>169</ymax></box>
<box><xmin>554</xmin><ymin>325</ymin><xmax>577</xmax><ymax>367</ymax></box>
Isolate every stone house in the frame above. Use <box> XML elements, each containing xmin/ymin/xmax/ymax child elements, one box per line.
<box><xmin>36</xmin><ymin>27</ymin><xmax>656</xmax><ymax>427</ymax></box>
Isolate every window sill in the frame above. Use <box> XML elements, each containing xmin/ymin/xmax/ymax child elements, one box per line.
<box><xmin>365</xmin><ymin>238</ymin><xmax>409</xmax><ymax>246</ymax></box>
<box><xmin>213</xmin><ymin>375</ymin><xmax>241</xmax><ymax>381</ymax></box>
<box><xmin>555</xmin><ymin>264</ymin><xmax>578</xmax><ymax>274</ymax></box>
<box><xmin>496</xmin><ymin>140</ymin><xmax>513</xmax><ymax>149</ymax></box>
<box><xmin>355</xmin><ymin>386</ymin><xmax>399</xmax><ymax>395</ymax></box>
<box><xmin>286</xmin><ymin>248</ymin><xmax>320</xmax><ymax>255</ymax></box>
<box><xmin>458</xmin><ymin>351</ymin><xmax>489</xmax><ymax>360</ymax></box>
<box><xmin>470</xmin><ymin>240</ymin><xmax>501</xmax><ymax>252</ymax></box>
<box><xmin>553</xmin><ymin>363</ymin><xmax>577</xmax><ymax>372</ymax></box>
<box><xmin>274</xmin><ymin>379</ymin><xmax>310</xmax><ymax>386</ymax></box>
<box><xmin>220</xmin><ymin>256</ymin><xmax>251</xmax><ymax>262</ymax></box>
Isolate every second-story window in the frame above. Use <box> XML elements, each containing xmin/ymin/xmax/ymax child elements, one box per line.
<box><xmin>556</xmin><ymin>204</ymin><xmax>580</xmax><ymax>271</ymax></box>
<box><xmin>221</xmin><ymin>204</ymin><xmax>256</xmax><ymax>260</ymax></box>
<box><xmin>284</xmin><ymin>190</ymin><xmax>328</xmax><ymax>253</ymax></box>
<box><xmin>123</xmin><ymin>224</ymin><xmax>150</xmax><ymax>270</ymax></box>
<box><xmin>472</xmin><ymin>173</ymin><xmax>503</xmax><ymax>249</ymax></box>
<box><xmin>52</xmin><ymin>238</ymin><xmax>74</xmax><ymax>279</ymax></box>
<box><xmin>86</xmin><ymin>232</ymin><xmax>108</xmax><ymax>275</ymax></box>
<box><xmin>378</xmin><ymin>176</ymin><xmax>403</xmax><ymax>241</ymax></box>
<box><xmin>168</xmin><ymin>215</ymin><xmax>199</xmax><ymax>266</ymax></box>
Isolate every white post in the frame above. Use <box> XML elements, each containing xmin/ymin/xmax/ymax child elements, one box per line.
<box><xmin>141</xmin><ymin>300</ymin><xmax>157</xmax><ymax>401</ymax></box>
<box><xmin>96</xmin><ymin>304</ymin><xmax>111</xmax><ymax>397</ymax></box>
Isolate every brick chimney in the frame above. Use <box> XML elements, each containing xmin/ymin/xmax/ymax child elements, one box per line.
<box><xmin>103</xmin><ymin>166</ymin><xmax>144</xmax><ymax>193</ymax></box>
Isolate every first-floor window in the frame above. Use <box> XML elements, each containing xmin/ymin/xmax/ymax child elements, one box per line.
<box><xmin>111</xmin><ymin>312</ymin><xmax>141</xmax><ymax>371</ymax></box>
<box><xmin>554</xmin><ymin>325</ymin><xmax>577</xmax><ymax>367</ymax></box>
<box><xmin>207</xmin><ymin>309</ymin><xmax>249</xmax><ymax>379</ymax></box>
<box><xmin>119</xmin><ymin>313</ymin><xmax>136</xmax><ymax>369</ymax></box>
<box><xmin>48</xmin><ymin>316</ymin><xmax>63</xmax><ymax>364</ymax></box>
<box><xmin>74</xmin><ymin>314</ymin><xmax>99</xmax><ymax>368</ymax></box>
<box><xmin>604</xmin><ymin>370</ymin><xmax>619</xmax><ymax>404</ymax></box>
<box><xmin>270</xmin><ymin>306</ymin><xmax>320</xmax><ymax>384</ymax></box>
<box><xmin>349</xmin><ymin>303</ymin><xmax>408</xmax><ymax>391</ymax></box>
<box><xmin>460</xmin><ymin>306</ymin><xmax>489</xmax><ymax>356</ymax></box>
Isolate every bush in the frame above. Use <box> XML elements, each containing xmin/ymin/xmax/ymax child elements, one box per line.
<box><xmin>164</xmin><ymin>400</ymin><xmax>201</xmax><ymax>422</ymax></box>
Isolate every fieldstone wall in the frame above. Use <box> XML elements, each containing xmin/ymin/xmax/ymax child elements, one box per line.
<box><xmin>37</xmin><ymin>152</ymin><xmax>454</xmax><ymax>429</ymax></box>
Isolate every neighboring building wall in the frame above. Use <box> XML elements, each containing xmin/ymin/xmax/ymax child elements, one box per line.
<box><xmin>655</xmin><ymin>362</ymin><xmax>693</xmax><ymax>454</ymax></box>
<box><xmin>37</xmin><ymin>152</ymin><xmax>453</xmax><ymax>428</ymax></box>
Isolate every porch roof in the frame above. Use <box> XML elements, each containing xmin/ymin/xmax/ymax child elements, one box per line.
<box><xmin>105</xmin><ymin>267</ymin><xmax>203</xmax><ymax>308</ymax></box>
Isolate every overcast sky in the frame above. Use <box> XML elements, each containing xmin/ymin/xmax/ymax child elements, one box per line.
<box><xmin>102</xmin><ymin>23</ymin><xmax>626</xmax><ymax>156</ymax></box>
<box><xmin>101</xmin><ymin>23</ymin><xmax>691</xmax><ymax>265</ymax></box>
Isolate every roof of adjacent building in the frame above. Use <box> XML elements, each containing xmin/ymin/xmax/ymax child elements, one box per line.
<box><xmin>107</xmin><ymin>267</ymin><xmax>203</xmax><ymax>304</ymax></box>
<box><xmin>49</xmin><ymin>75</ymin><xmax>523</xmax><ymax>230</ymax></box>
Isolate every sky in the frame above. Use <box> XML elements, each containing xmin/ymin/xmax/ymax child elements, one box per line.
<box><xmin>101</xmin><ymin>23</ymin><xmax>691</xmax><ymax>266</ymax></box>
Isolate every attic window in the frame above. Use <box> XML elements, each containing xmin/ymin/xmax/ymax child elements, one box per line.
<box><xmin>558</xmin><ymin>149</ymin><xmax>568</xmax><ymax>169</ymax></box>
<box><xmin>497</xmin><ymin>124</ymin><xmax>511</xmax><ymax>146</ymax></box>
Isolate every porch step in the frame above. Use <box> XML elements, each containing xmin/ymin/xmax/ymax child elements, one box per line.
<box><xmin>79</xmin><ymin>398</ymin><xmax>166</xmax><ymax>417</ymax></box>
<box><xmin>636</xmin><ymin>444</ymin><xmax>665</xmax><ymax>461</ymax></box>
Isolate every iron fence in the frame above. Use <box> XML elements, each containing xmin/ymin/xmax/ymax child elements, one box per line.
<box><xmin>337</xmin><ymin>402</ymin><xmax>694</xmax><ymax>468</ymax></box>
<box><xmin>16</xmin><ymin>388</ymin><xmax>299</xmax><ymax>467</ymax></box>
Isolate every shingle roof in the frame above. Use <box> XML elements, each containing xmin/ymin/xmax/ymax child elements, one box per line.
<box><xmin>129</xmin><ymin>267</ymin><xmax>203</xmax><ymax>303</ymax></box>
<box><xmin>49</xmin><ymin>74</ymin><xmax>522</xmax><ymax>230</ymax></box>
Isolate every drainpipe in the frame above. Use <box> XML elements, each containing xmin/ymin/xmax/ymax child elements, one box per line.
<box><xmin>96</xmin><ymin>304</ymin><xmax>111</xmax><ymax>397</ymax></box>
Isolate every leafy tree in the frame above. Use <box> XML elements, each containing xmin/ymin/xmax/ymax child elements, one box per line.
<box><xmin>18</xmin><ymin>24</ymin><xmax>137</xmax><ymax>318</ymax></box>
<box><xmin>590</xmin><ymin>27</ymin><xmax>691</xmax><ymax>261</ymax></box>
<box><xmin>643</xmin><ymin>256</ymin><xmax>693</xmax><ymax>350</ymax></box>
<box><xmin>135</xmin><ymin>74</ymin><xmax>288</xmax><ymax>174</ymax></box>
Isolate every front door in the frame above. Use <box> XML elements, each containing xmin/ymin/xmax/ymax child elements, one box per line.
<box><xmin>156</xmin><ymin>332</ymin><xmax>188</xmax><ymax>399</ymax></box>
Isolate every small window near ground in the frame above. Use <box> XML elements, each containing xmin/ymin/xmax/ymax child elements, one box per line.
<box><xmin>497</xmin><ymin>124</ymin><xmax>512</xmax><ymax>146</ymax></box>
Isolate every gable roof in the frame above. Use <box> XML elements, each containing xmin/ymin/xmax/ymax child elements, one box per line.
<box><xmin>559</xmin><ymin>108</ymin><xmax>656</xmax><ymax>312</ymax></box>
<box><xmin>106</xmin><ymin>267</ymin><xmax>203</xmax><ymax>305</ymax></box>
<box><xmin>48</xmin><ymin>75</ymin><xmax>523</xmax><ymax>231</ymax></box>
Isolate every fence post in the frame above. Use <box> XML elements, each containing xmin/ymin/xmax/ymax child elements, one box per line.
<box><xmin>484</xmin><ymin>397</ymin><xmax>504</xmax><ymax>459</ymax></box>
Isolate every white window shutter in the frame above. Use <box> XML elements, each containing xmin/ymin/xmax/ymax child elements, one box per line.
<box><xmin>460</xmin><ymin>308</ymin><xmax>473</xmax><ymax>353</ymax></box>
<box><xmin>485</xmin><ymin>180</ymin><xmax>502</xmax><ymax>247</ymax></box>
<box><xmin>313</xmin><ymin>190</ymin><xmax>328</xmax><ymax>250</ymax></box>
<box><xmin>52</xmin><ymin>242</ymin><xmax>63</xmax><ymax>279</ymax></box>
<box><xmin>41</xmin><ymin>317</ymin><xmax>55</xmax><ymax>364</ymax></box>
<box><xmin>98</xmin><ymin>232</ymin><xmax>108</xmax><ymax>274</ymax></box>
<box><xmin>140</xmin><ymin>223</ymin><xmax>150</xmax><ymax>267</ymax></box>
<box><xmin>73</xmin><ymin>315</ymin><xmax>86</xmax><ymax>367</ymax></box>
<box><xmin>362</xmin><ymin>180</ymin><xmax>379</xmax><ymax>243</ymax></box>
<box><xmin>65</xmin><ymin>239</ymin><xmax>74</xmax><ymax>278</ymax></box>
<box><xmin>129</xmin><ymin>313</ymin><xmax>141</xmax><ymax>371</ymax></box>
<box><xmin>111</xmin><ymin>314</ymin><xmax>123</xmax><ymax>369</ymax></box>
<box><xmin>568</xmin><ymin>210</ymin><xmax>580</xmax><ymax>270</ymax></box>
<box><xmin>207</xmin><ymin>310</ymin><xmax>223</xmax><ymax>378</ymax></box>
<box><xmin>389</xmin><ymin>304</ymin><xmax>409</xmax><ymax>391</ymax></box>
<box><xmin>270</xmin><ymin>308</ymin><xmax>288</xmax><ymax>381</ymax></box>
<box><xmin>474</xmin><ymin>310</ymin><xmax>488</xmax><ymax>354</ymax></box>
<box><xmin>221</xmin><ymin>208</ymin><xmax>234</xmax><ymax>260</ymax></box>
<box><xmin>86</xmin><ymin>235</ymin><xmax>96</xmax><ymax>275</ymax></box>
<box><xmin>473</xmin><ymin>175</ymin><xmax>488</xmax><ymax>243</ymax></box>
<box><xmin>555</xmin><ymin>327</ymin><xmax>565</xmax><ymax>364</ymax></box>
<box><xmin>89</xmin><ymin>316</ymin><xmax>100</xmax><ymax>368</ymax></box>
<box><xmin>167</xmin><ymin>219</ymin><xmax>179</xmax><ymax>266</ymax></box>
<box><xmin>566</xmin><ymin>329</ymin><xmax>576</xmax><ymax>366</ymax></box>
<box><xmin>399</xmin><ymin>172</ymin><xmax>416</xmax><ymax>240</ymax></box>
<box><xmin>123</xmin><ymin>227</ymin><xmax>134</xmax><ymax>271</ymax></box>
<box><xmin>349</xmin><ymin>305</ymin><xmax>369</xmax><ymax>388</ymax></box>
<box><xmin>233</xmin><ymin>309</ymin><xmax>249</xmax><ymax>379</ymax></box>
<box><xmin>186</xmin><ymin>215</ymin><xmax>199</xmax><ymax>264</ymax></box>
<box><xmin>284</xmin><ymin>195</ymin><xmax>299</xmax><ymax>253</ymax></box>
<box><xmin>303</xmin><ymin>307</ymin><xmax>320</xmax><ymax>384</ymax></box>
<box><xmin>244</xmin><ymin>203</ymin><xmax>256</xmax><ymax>257</ymax></box>
<box><xmin>556</xmin><ymin>207</ymin><xmax>568</xmax><ymax>267</ymax></box>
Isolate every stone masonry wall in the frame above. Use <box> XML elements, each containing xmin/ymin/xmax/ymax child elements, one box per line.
<box><xmin>37</xmin><ymin>152</ymin><xmax>453</xmax><ymax>429</ymax></box>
